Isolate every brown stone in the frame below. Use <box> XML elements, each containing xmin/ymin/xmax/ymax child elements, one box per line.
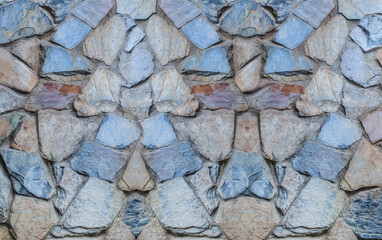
<box><xmin>10</xmin><ymin>38</ymin><xmax>40</xmax><ymax>71</ymax></box>
<box><xmin>234</xmin><ymin>113</ymin><xmax>261</xmax><ymax>153</ymax></box>
<box><xmin>234</xmin><ymin>56</ymin><xmax>266</xmax><ymax>93</ymax></box>
<box><xmin>327</xmin><ymin>218</ymin><xmax>358</xmax><ymax>240</ymax></box>
<box><xmin>105</xmin><ymin>217</ymin><xmax>135</xmax><ymax>240</ymax></box>
<box><xmin>233</xmin><ymin>38</ymin><xmax>262</xmax><ymax>71</ymax></box>
<box><xmin>377</xmin><ymin>49</ymin><xmax>382</xmax><ymax>66</ymax></box>
<box><xmin>11</xmin><ymin>117</ymin><xmax>39</xmax><ymax>154</ymax></box>
<box><xmin>362</xmin><ymin>109</ymin><xmax>382</xmax><ymax>143</ymax></box>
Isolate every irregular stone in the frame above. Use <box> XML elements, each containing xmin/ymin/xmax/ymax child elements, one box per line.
<box><xmin>141</xmin><ymin>113</ymin><xmax>177</xmax><ymax>149</ymax></box>
<box><xmin>219</xmin><ymin>0</ymin><xmax>276</xmax><ymax>37</ymax></box>
<box><xmin>105</xmin><ymin>217</ymin><xmax>136</xmax><ymax>240</ymax></box>
<box><xmin>215</xmin><ymin>197</ymin><xmax>279</xmax><ymax>240</ymax></box>
<box><xmin>274</xmin><ymin>17</ymin><xmax>313</xmax><ymax>49</ymax></box>
<box><xmin>378</xmin><ymin>49</ymin><xmax>382</xmax><ymax>66</ymax></box>
<box><xmin>338</xmin><ymin>0</ymin><xmax>382</xmax><ymax>19</ymax></box>
<box><xmin>292</xmin><ymin>141</ymin><xmax>348</xmax><ymax>182</ymax></box>
<box><xmin>218</xmin><ymin>150</ymin><xmax>276</xmax><ymax>200</ymax></box>
<box><xmin>38</xmin><ymin>110</ymin><xmax>86</xmax><ymax>161</ymax></box>
<box><xmin>83</xmin><ymin>15</ymin><xmax>126</xmax><ymax>65</ymax></box>
<box><xmin>186</xmin><ymin>109</ymin><xmax>234</xmax><ymax>162</ymax></box>
<box><xmin>34</xmin><ymin>0</ymin><xmax>74</xmax><ymax>23</ymax></box>
<box><xmin>159</xmin><ymin>0</ymin><xmax>201</xmax><ymax>28</ymax></box>
<box><xmin>70</xmin><ymin>141</ymin><xmax>128</xmax><ymax>182</ymax></box>
<box><xmin>120</xmin><ymin>84</ymin><xmax>153</xmax><ymax>120</ymax></box>
<box><xmin>234</xmin><ymin>56</ymin><xmax>265</xmax><ymax>93</ymax></box>
<box><xmin>181</xmin><ymin>17</ymin><xmax>220</xmax><ymax>49</ymax></box>
<box><xmin>199</xmin><ymin>0</ymin><xmax>235</xmax><ymax>23</ymax></box>
<box><xmin>124</xmin><ymin>26</ymin><xmax>145</xmax><ymax>52</ymax></box>
<box><xmin>232</xmin><ymin>38</ymin><xmax>262</xmax><ymax>71</ymax></box>
<box><xmin>318</xmin><ymin>113</ymin><xmax>362</xmax><ymax>149</ymax></box>
<box><xmin>234</xmin><ymin>113</ymin><xmax>261</xmax><ymax>154</ymax></box>
<box><xmin>191</xmin><ymin>82</ymin><xmax>247</xmax><ymax>111</ymax></box>
<box><xmin>71</xmin><ymin>0</ymin><xmax>113</xmax><ymax>28</ymax></box>
<box><xmin>0</xmin><ymin>149</ymin><xmax>55</xmax><ymax>199</ymax></box>
<box><xmin>74</xmin><ymin>68</ymin><xmax>122</xmax><ymax>116</ymax></box>
<box><xmin>362</xmin><ymin>109</ymin><xmax>382</xmax><ymax>143</ymax></box>
<box><xmin>0</xmin><ymin>48</ymin><xmax>37</xmax><ymax>93</ymax></box>
<box><xmin>148</xmin><ymin>178</ymin><xmax>220</xmax><ymax>237</ymax></box>
<box><xmin>0</xmin><ymin>86</ymin><xmax>26</xmax><ymax>114</ymax></box>
<box><xmin>266</xmin><ymin>0</ymin><xmax>296</xmax><ymax>23</ymax></box>
<box><xmin>293</xmin><ymin>0</ymin><xmax>336</xmax><ymax>28</ymax></box>
<box><xmin>260</xmin><ymin>110</ymin><xmax>309</xmax><ymax>162</ymax></box>
<box><xmin>10</xmin><ymin>195</ymin><xmax>58</xmax><ymax>240</ymax></box>
<box><xmin>53</xmin><ymin>16</ymin><xmax>91</xmax><ymax>49</ymax></box>
<box><xmin>341</xmin><ymin>139</ymin><xmax>382</xmax><ymax>191</ymax></box>
<box><xmin>53</xmin><ymin>178</ymin><xmax>124</xmax><ymax>237</ymax></box>
<box><xmin>10</xmin><ymin>38</ymin><xmax>40</xmax><ymax>70</ymax></box>
<box><xmin>0</xmin><ymin>164</ymin><xmax>11</xmax><ymax>223</ymax></box>
<box><xmin>296</xmin><ymin>68</ymin><xmax>344</xmax><ymax>116</ymax></box>
<box><xmin>151</xmin><ymin>68</ymin><xmax>199</xmax><ymax>116</ymax></box>
<box><xmin>0</xmin><ymin>0</ymin><xmax>53</xmax><ymax>44</ymax></box>
<box><xmin>350</xmin><ymin>14</ymin><xmax>382</xmax><ymax>52</ymax></box>
<box><xmin>116</xmin><ymin>0</ymin><xmax>156</xmax><ymax>19</ymax></box>
<box><xmin>144</xmin><ymin>141</ymin><xmax>203</xmax><ymax>182</ymax></box>
<box><xmin>0</xmin><ymin>113</ymin><xmax>23</xmax><ymax>145</ymax></box>
<box><xmin>246</xmin><ymin>83</ymin><xmax>303</xmax><ymax>110</ymax></box>
<box><xmin>11</xmin><ymin>117</ymin><xmax>39</xmax><ymax>153</ymax></box>
<box><xmin>327</xmin><ymin>218</ymin><xmax>358</xmax><ymax>240</ymax></box>
<box><xmin>274</xmin><ymin>178</ymin><xmax>346</xmax><ymax>237</ymax></box>
<box><xmin>0</xmin><ymin>226</ymin><xmax>12</xmax><ymax>240</ymax></box>
<box><xmin>137</xmin><ymin>217</ymin><xmax>168</xmax><ymax>240</ymax></box>
<box><xmin>120</xmin><ymin>197</ymin><xmax>153</xmax><ymax>237</ymax></box>
<box><xmin>342</xmin><ymin>188</ymin><xmax>382</xmax><ymax>239</ymax></box>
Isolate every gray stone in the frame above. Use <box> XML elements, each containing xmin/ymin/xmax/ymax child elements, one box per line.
<box><xmin>338</xmin><ymin>0</ymin><xmax>382</xmax><ymax>20</ymax></box>
<box><xmin>120</xmin><ymin>197</ymin><xmax>153</xmax><ymax>237</ymax></box>
<box><xmin>124</xmin><ymin>26</ymin><xmax>145</xmax><ymax>52</ymax></box>
<box><xmin>198</xmin><ymin>0</ymin><xmax>235</xmax><ymax>23</ymax></box>
<box><xmin>266</xmin><ymin>0</ymin><xmax>296</xmax><ymax>23</ymax></box>
<box><xmin>232</xmin><ymin>38</ymin><xmax>262</xmax><ymax>71</ymax></box>
<box><xmin>10</xmin><ymin>38</ymin><xmax>40</xmax><ymax>71</ymax></box>
<box><xmin>71</xmin><ymin>0</ymin><xmax>113</xmax><ymax>28</ymax></box>
<box><xmin>141</xmin><ymin>113</ymin><xmax>177</xmax><ymax>149</ymax></box>
<box><xmin>70</xmin><ymin>141</ymin><xmax>128</xmax><ymax>182</ymax></box>
<box><xmin>234</xmin><ymin>113</ymin><xmax>261</xmax><ymax>154</ymax></box>
<box><xmin>350</xmin><ymin>14</ymin><xmax>382</xmax><ymax>52</ymax></box>
<box><xmin>293</xmin><ymin>0</ymin><xmax>336</xmax><ymax>28</ymax></box>
<box><xmin>144</xmin><ymin>141</ymin><xmax>203</xmax><ymax>182</ymax></box>
<box><xmin>159</xmin><ymin>0</ymin><xmax>201</xmax><ymax>28</ymax></box>
<box><xmin>116</xmin><ymin>0</ymin><xmax>156</xmax><ymax>20</ymax></box>
<box><xmin>182</xmin><ymin>17</ymin><xmax>220</xmax><ymax>49</ymax></box>
<box><xmin>318</xmin><ymin>113</ymin><xmax>362</xmax><ymax>149</ymax></box>
<box><xmin>327</xmin><ymin>218</ymin><xmax>358</xmax><ymax>240</ymax></box>
<box><xmin>362</xmin><ymin>109</ymin><xmax>382</xmax><ymax>143</ymax></box>
<box><xmin>0</xmin><ymin>0</ymin><xmax>54</xmax><ymax>44</ymax></box>
<box><xmin>34</xmin><ymin>0</ymin><xmax>74</xmax><ymax>23</ymax></box>
<box><xmin>105</xmin><ymin>217</ymin><xmax>136</xmax><ymax>240</ymax></box>
<box><xmin>0</xmin><ymin>149</ymin><xmax>55</xmax><ymax>199</ymax></box>
<box><xmin>0</xmin><ymin>86</ymin><xmax>26</xmax><ymax>114</ymax></box>
<box><xmin>0</xmin><ymin>113</ymin><xmax>23</xmax><ymax>145</ymax></box>
<box><xmin>0</xmin><ymin>164</ymin><xmax>12</xmax><ymax>223</ymax></box>
<box><xmin>136</xmin><ymin>217</ymin><xmax>168</xmax><ymax>240</ymax></box>
<box><xmin>234</xmin><ymin>56</ymin><xmax>266</xmax><ymax>93</ymax></box>
<box><xmin>274</xmin><ymin>17</ymin><xmax>313</xmax><ymax>49</ymax></box>
<box><xmin>53</xmin><ymin>16</ymin><xmax>91</xmax><ymax>49</ymax></box>
<box><xmin>120</xmin><ymin>83</ymin><xmax>153</xmax><ymax>120</ymax></box>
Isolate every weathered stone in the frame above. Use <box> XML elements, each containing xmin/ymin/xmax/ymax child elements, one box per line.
<box><xmin>234</xmin><ymin>113</ymin><xmax>261</xmax><ymax>154</ymax></box>
<box><xmin>10</xmin><ymin>38</ymin><xmax>40</xmax><ymax>70</ymax></box>
<box><xmin>219</xmin><ymin>0</ymin><xmax>276</xmax><ymax>37</ymax></box>
<box><xmin>53</xmin><ymin>178</ymin><xmax>124</xmax><ymax>237</ymax></box>
<box><xmin>296</xmin><ymin>68</ymin><xmax>344</xmax><ymax>116</ymax></box>
<box><xmin>266</xmin><ymin>0</ymin><xmax>296</xmax><ymax>23</ymax></box>
<box><xmin>105</xmin><ymin>217</ymin><xmax>135</xmax><ymax>240</ymax></box>
<box><xmin>148</xmin><ymin>178</ymin><xmax>220</xmax><ymax>237</ymax></box>
<box><xmin>186</xmin><ymin>110</ymin><xmax>234</xmax><ymax>162</ymax></box>
<box><xmin>0</xmin><ymin>0</ymin><xmax>53</xmax><ymax>44</ymax></box>
<box><xmin>191</xmin><ymin>82</ymin><xmax>247</xmax><ymax>111</ymax></box>
<box><xmin>234</xmin><ymin>56</ymin><xmax>265</xmax><ymax>93</ymax></box>
<box><xmin>215</xmin><ymin>197</ymin><xmax>279</xmax><ymax>240</ymax></box>
<box><xmin>342</xmin><ymin>188</ymin><xmax>382</xmax><ymax>239</ymax></box>
<box><xmin>260</xmin><ymin>110</ymin><xmax>309</xmax><ymax>162</ymax></box>
<box><xmin>0</xmin><ymin>113</ymin><xmax>23</xmax><ymax>145</ymax></box>
<box><xmin>124</xmin><ymin>26</ymin><xmax>145</xmax><ymax>52</ymax></box>
<box><xmin>339</xmin><ymin>0</ymin><xmax>382</xmax><ymax>19</ymax></box>
<box><xmin>120</xmin><ymin>83</ymin><xmax>153</xmax><ymax>120</ymax></box>
<box><xmin>274</xmin><ymin>178</ymin><xmax>346</xmax><ymax>237</ymax></box>
<box><xmin>70</xmin><ymin>141</ymin><xmax>128</xmax><ymax>182</ymax></box>
<box><xmin>34</xmin><ymin>0</ymin><xmax>74</xmax><ymax>23</ymax></box>
<box><xmin>71</xmin><ymin>0</ymin><xmax>113</xmax><ymax>28</ymax></box>
<box><xmin>233</xmin><ymin>38</ymin><xmax>262</xmax><ymax>71</ymax></box>
<box><xmin>53</xmin><ymin>16</ymin><xmax>91</xmax><ymax>49</ymax></box>
<box><xmin>0</xmin><ymin>226</ymin><xmax>12</xmax><ymax>240</ymax></box>
<box><xmin>137</xmin><ymin>217</ymin><xmax>168</xmax><ymax>240</ymax></box>
<box><xmin>159</xmin><ymin>0</ymin><xmax>201</xmax><ymax>28</ymax></box>
<box><xmin>0</xmin><ymin>86</ymin><xmax>26</xmax><ymax>114</ymax></box>
<box><xmin>38</xmin><ymin>110</ymin><xmax>86</xmax><ymax>161</ymax></box>
<box><xmin>327</xmin><ymin>218</ymin><xmax>358</xmax><ymax>240</ymax></box>
<box><xmin>74</xmin><ymin>68</ymin><xmax>122</xmax><ymax>116</ymax></box>
<box><xmin>0</xmin><ymin>149</ymin><xmax>55</xmax><ymax>199</ymax></box>
<box><xmin>293</xmin><ymin>0</ymin><xmax>336</xmax><ymax>28</ymax></box>
<box><xmin>199</xmin><ymin>0</ymin><xmax>235</xmax><ymax>23</ymax></box>
<box><xmin>318</xmin><ymin>113</ymin><xmax>362</xmax><ymax>149</ymax></box>
<box><xmin>146</xmin><ymin>15</ymin><xmax>190</xmax><ymax>65</ymax></box>
<box><xmin>116</xmin><ymin>0</ymin><xmax>156</xmax><ymax>20</ymax></box>
<box><xmin>10</xmin><ymin>195</ymin><xmax>58</xmax><ymax>240</ymax></box>
<box><xmin>11</xmin><ymin>117</ymin><xmax>39</xmax><ymax>153</ymax></box>
<box><xmin>274</xmin><ymin>17</ymin><xmax>313</xmax><ymax>49</ymax></box>
<box><xmin>0</xmin><ymin>164</ymin><xmax>11</xmax><ymax>223</ymax></box>
<box><xmin>141</xmin><ymin>113</ymin><xmax>177</xmax><ymax>149</ymax></box>
<box><xmin>350</xmin><ymin>14</ymin><xmax>382</xmax><ymax>52</ymax></box>
<box><xmin>182</xmin><ymin>17</ymin><xmax>220</xmax><ymax>49</ymax></box>
<box><xmin>144</xmin><ymin>141</ymin><xmax>202</xmax><ymax>182</ymax></box>
<box><xmin>120</xmin><ymin>197</ymin><xmax>153</xmax><ymax>237</ymax></box>
<box><xmin>83</xmin><ymin>15</ymin><xmax>126</xmax><ymax>65</ymax></box>
<box><xmin>362</xmin><ymin>109</ymin><xmax>382</xmax><ymax>143</ymax></box>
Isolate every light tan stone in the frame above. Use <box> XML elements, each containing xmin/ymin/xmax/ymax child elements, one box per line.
<box><xmin>327</xmin><ymin>218</ymin><xmax>358</xmax><ymax>240</ymax></box>
<box><xmin>137</xmin><ymin>218</ymin><xmax>168</xmax><ymax>240</ymax></box>
<box><xmin>11</xmin><ymin>117</ymin><xmax>39</xmax><ymax>154</ymax></box>
<box><xmin>234</xmin><ymin>113</ymin><xmax>261</xmax><ymax>153</ymax></box>
<box><xmin>0</xmin><ymin>225</ymin><xmax>13</xmax><ymax>240</ymax></box>
<box><xmin>235</xmin><ymin>56</ymin><xmax>267</xmax><ymax>93</ymax></box>
<box><xmin>105</xmin><ymin>217</ymin><xmax>135</xmax><ymax>240</ymax></box>
<box><xmin>233</xmin><ymin>38</ymin><xmax>262</xmax><ymax>71</ymax></box>
<box><xmin>377</xmin><ymin>49</ymin><xmax>382</xmax><ymax>66</ymax></box>
<box><xmin>10</xmin><ymin>38</ymin><xmax>40</xmax><ymax>71</ymax></box>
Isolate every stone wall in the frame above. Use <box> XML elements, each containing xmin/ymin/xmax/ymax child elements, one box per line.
<box><xmin>0</xmin><ymin>0</ymin><xmax>381</xmax><ymax>239</ymax></box>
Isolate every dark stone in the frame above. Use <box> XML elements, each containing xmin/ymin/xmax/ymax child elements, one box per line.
<box><xmin>120</xmin><ymin>197</ymin><xmax>153</xmax><ymax>237</ymax></box>
<box><xmin>0</xmin><ymin>114</ymin><xmax>23</xmax><ymax>145</ymax></box>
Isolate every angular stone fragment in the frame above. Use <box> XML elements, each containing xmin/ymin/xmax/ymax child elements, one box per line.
<box><xmin>0</xmin><ymin>149</ymin><xmax>55</xmax><ymax>199</ymax></box>
<box><xmin>0</xmin><ymin>226</ymin><xmax>12</xmax><ymax>240</ymax></box>
<box><xmin>233</xmin><ymin>38</ymin><xmax>262</xmax><ymax>71</ymax></box>
<box><xmin>105</xmin><ymin>217</ymin><xmax>136</xmax><ymax>240</ymax></box>
<box><xmin>0</xmin><ymin>0</ymin><xmax>53</xmax><ymax>44</ymax></box>
<box><xmin>260</xmin><ymin>110</ymin><xmax>309</xmax><ymax>162</ymax></box>
<box><xmin>116</xmin><ymin>0</ymin><xmax>156</xmax><ymax>19</ymax></box>
<box><xmin>215</xmin><ymin>197</ymin><xmax>279</xmax><ymax>240</ymax></box>
<box><xmin>159</xmin><ymin>0</ymin><xmax>201</xmax><ymax>28</ymax></box>
<box><xmin>182</xmin><ymin>17</ymin><xmax>220</xmax><ymax>49</ymax></box>
<box><xmin>120</xmin><ymin>84</ymin><xmax>153</xmax><ymax>120</ymax></box>
<box><xmin>266</xmin><ymin>0</ymin><xmax>296</xmax><ymax>23</ymax></box>
<box><xmin>0</xmin><ymin>164</ymin><xmax>11</xmax><ymax>223</ymax></box>
<box><xmin>186</xmin><ymin>110</ymin><xmax>234</xmax><ymax>162</ymax></box>
<box><xmin>275</xmin><ymin>17</ymin><xmax>313</xmax><ymax>49</ymax></box>
<box><xmin>362</xmin><ymin>109</ymin><xmax>382</xmax><ymax>143</ymax></box>
<box><xmin>83</xmin><ymin>15</ymin><xmax>126</xmax><ymax>65</ymax></box>
<box><xmin>72</xmin><ymin>0</ymin><xmax>113</xmax><ymax>28</ymax></box>
<box><xmin>120</xmin><ymin>197</ymin><xmax>153</xmax><ymax>237</ymax></box>
<box><xmin>10</xmin><ymin>38</ymin><xmax>40</xmax><ymax>70</ymax></box>
<box><xmin>318</xmin><ymin>113</ymin><xmax>362</xmax><ymax>149</ymax></box>
<box><xmin>53</xmin><ymin>16</ymin><xmax>91</xmax><ymax>49</ymax></box>
<box><xmin>350</xmin><ymin>14</ymin><xmax>382</xmax><ymax>52</ymax></box>
<box><xmin>0</xmin><ymin>48</ymin><xmax>37</xmax><ymax>93</ymax></box>
<box><xmin>191</xmin><ymin>82</ymin><xmax>247</xmax><ymax>111</ymax></box>
<box><xmin>11</xmin><ymin>117</ymin><xmax>39</xmax><ymax>153</ymax></box>
<box><xmin>70</xmin><ymin>141</ymin><xmax>128</xmax><ymax>182</ymax></box>
<box><xmin>0</xmin><ymin>113</ymin><xmax>23</xmax><ymax>145</ymax></box>
<box><xmin>146</xmin><ymin>15</ymin><xmax>190</xmax><ymax>65</ymax></box>
<box><xmin>293</xmin><ymin>0</ymin><xmax>336</xmax><ymax>28</ymax></box>
<box><xmin>338</xmin><ymin>0</ymin><xmax>382</xmax><ymax>20</ymax></box>
<box><xmin>151</xmin><ymin>68</ymin><xmax>199</xmax><ymax>116</ymax></box>
<box><xmin>219</xmin><ymin>0</ymin><xmax>276</xmax><ymax>37</ymax></box>
<box><xmin>10</xmin><ymin>195</ymin><xmax>58</xmax><ymax>240</ymax></box>
<box><xmin>234</xmin><ymin>113</ymin><xmax>261</xmax><ymax>154</ymax></box>
<box><xmin>234</xmin><ymin>56</ymin><xmax>265</xmax><ymax>93</ymax></box>
<box><xmin>38</xmin><ymin>110</ymin><xmax>86</xmax><ymax>161</ymax></box>
<box><xmin>327</xmin><ymin>218</ymin><xmax>358</xmax><ymax>240</ymax></box>
<box><xmin>74</xmin><ymin>68</ymin><xmax>122</xmax><ymax>116</ymax></box>
<box><xmin>0</xmin><ymin>86</ymin><xmax>26</xmax><ymax>114</ymax></box>
<box><xmin>124</xmin><ymin>26</ymin><xmax>145</xmax><ymax>52</ymax></box>
<box><xmin>137</xmin><ymin>217</ymin><xmax>168</xmax><ymax>240</ymax></box>
<box><xmin>34</xmin><ymin>0</ymin><xmax>74</xmax><ymax>23</ymax></box>
<box><xmin>141</xmin><ymin>113</ymin><xmax>177</xmax><ymax>149</ymax></box>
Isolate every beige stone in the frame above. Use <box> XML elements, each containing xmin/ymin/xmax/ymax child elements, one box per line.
<box><xmin>0</xmin><ymin>225</ymin><xmax>13</xmax><ymax>240</ymax></box>
<box><xmin>137</xmin><ymin>218</ymin><xmax>168</xmax><ymax>240</ymax></box>
<box><xmin>233</xmin><ymin>38</ymin><xmax>262</xmax><ymax>71</ymax></box>
<box><xmin>105</xmin><ymin>217</ymin><xmax>135</xmax><ymax>240</ymax></box>
<box><xmin>377</xmin><ymin>49</ymin><xmax>382</xmax><ymax>66</ymax></box>
<box><xmin>10</xmin><ymin>38</ymin><xmax>40</xmax><ymax>71</ymax></box>
<box><xmin>11</xmin><ymin>117</ymin><xmax>39</xmax><ymax>154</ymax></box>
<box><xmin>327</xmin><ymin>218</ymin><xmax>358</xmax><ymax>240</ymax></box>
<box><xmin>234</xmin><ymin>112</ymin><xmax>261</xmax><ymax>153</ymax></box>
<box><xmin>234</xmin><ymin>56</ymin><xmax>267</xmax><ymax>93</ymax></box>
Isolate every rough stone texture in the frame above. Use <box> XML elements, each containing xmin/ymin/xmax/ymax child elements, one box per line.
<box><xmin>362</xmin><ymin>109</ymin><xmax>382</xmax><ymax>143</ymax></box>
<box><xmin>305</xmin><ymin>15</ymin><xmax>348</xmax><ymax>65</ymax></box>
<box><xmin>53</xmin><ymin>16</ymin><xmax>91</xmax><ymax>49</ymax></box>
<box><xmin>124</xmin><ymin>26</ymin><xmax>145</xmax><ymax>52</ymax></box>
<box><xmin>71</xmin><ymin>0</ymin><xmax>113</xmax><ymax>28</ymax></box>
<box><xmin>327</xmin><ymin>218</ymin><xmax>358</xmax><ymax>240</ymax></box>
<box><xmin>234</xmin><ymin>113</ymin><xmax>261</xmax><ymax>154</ymax></box>
<box><xmin>34</xmin><ymin>0</ymin><xmax>74</xmax><ymax>23</ymax></box>
<box><xmin>0</xmin><ymin>113</ymin><xmax>23</xmax><ymax>145</ymax></box>
<box><xmin>232</xmin><ymin>38</ymin><xmax>262</xmax><ymax>71</ymax></box>
<box><xmin>0</xmin><ymin>86</ymin><xmax>27</xmax><ymax>114</ymax></box>
<box><xmin>10</xmin><ymin>38</ymin><xmax>40</xmax><ymax>70</ymax></box>
<box><xmin>181</xmin><ymin>17</ymin><xmax>220</xmax><ymax>49</ymax></box>
<box><xmin>199</xmin><ymin>0</ymin><xmax>235</xmax><ymax>23</ymax></box>
<box><xmin>137</xmin><ymin>217</ymin><xmax>168</xmax><ymax>240</ymax></box>
<box><xmin>274</xmin><ymin>17</ymin><xmax>313</xmax><ymax>49</ymax></box>
<box><xmin>116</xmin><ymin>0</ymin><xmax>156</xmax><ymax>20</ymax></box>
<box><xmin>234</xmin><ymin>56</ymin><xmax>265</xmax><ymax>93</ymax></box>
<box><xmin>293</xmin><ymin>0</ymin><xmax>336</xmax><ymax>28</ymax></box>
<box><xmin>120</xmin><ymin>83</ymin><xmax>153</xmax><ymax>120</ymax></box>
<box><xmin>0</xmin><ymin>164</ymin><xmax>12</xmax><ymax>223</ymax></box>
<box><xmin>266</xmin><ymin>0</ymin><xmax>297</xmax><ymax>23</ymax></box>
<box><xmin>105</xmin><ymin>217</ymin><xmax>136</xmax><ymax>240</ymax></box>
<box><xmin>159</xmin><ymin>0</ymin><xmax>201</xmax><ymax>28</ymax></box>
<box><xmin>11</xmin><ymin>116</ymin><xmax>39</xmax><ymax>153</ymax></box>
<box><xmin>186</xmin><ymin>109</ymin><xmax>234</xmax><ymax>162</ymax></box>
<box><xmin>0</xmin><ymin>226</ymin><xmax>12</xmax><ymax>240</ymax></box>
<box><xmin>141</xmin><ymin>113</ymin><xmax>177</xmax><ymax>149</ymax></box>
<box><xmin>350</xmin><ymin>14</ymin><xmax>382</xmax><ymax>52</ymax></box>
<box><xmin>338</xmin><ymin>0</ymin><xmax>382</xmax><ymax>19</ymax></box>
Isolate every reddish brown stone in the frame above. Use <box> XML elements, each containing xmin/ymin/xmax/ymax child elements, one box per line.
<box><xmin>362</xmin><ymin>109</ymin><xmax>382</xmax><ymax>143</ymax></box>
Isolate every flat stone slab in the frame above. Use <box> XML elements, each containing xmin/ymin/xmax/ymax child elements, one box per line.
<box><xmin>350</xmin><ymin>14</ymin><xmax>382</xmax><ymax>52</ymax></box>
<box><xmin>120</xmin><ymin>83</ymin><xmax>153</xmax><ymax>120</ymax></box>
<box><xmin>362</xmin><ymin>109</ymin><xmax>382</xmax><ymax>143</ymax></box>
<box><xmin>53</xmin><ymin>16</ymin><xmax>91</xmax><ymax>49</ymax></box>
<box><xmin>293</xmin><ymin>0</ymin><xmax>336</xmax><ymax>28</ymax></box>
<box><xmin>159</xmin><ymin>0</ymin><xmax>201</xmax><ymax>28</ymax></box>
<box><xmin>10</xmin><ymin>38</ymin><xmax>40</xmax><ymax>71</ymax></box>
<box><xmin>71</xmin><ymin>0</ymin><xmax>113</xmax><ymax>28</ymax></box>
<box><xmin>266</xmin><ymin>0</ymin><xmax>296</xmax><ymax>23</ymax></box>
<box><xmin>0</xmin><ymin>114</ymin><xmax>23</xmax><ymax>145</ymax></box>
<box><xmin>116</xmin><ymin>0</ymin><xmax>156</xmax><ymax>20</ymax></box>
<box><xmin>338</xmin><ymin>0</ymin><xmax>382</xmax><ymax>20</ymax></box>
<box><xmin>140</xmin><ymin>113</ymin><xmax>177</xmax><ymax>149</ymax></box>
<box><xmin>274</xmin><ymin>17</ymin><xmax>313</xmax><ymax>49</ymax></box>
<box><xmin>0</xmin><ymin>86</ymin><xmax>26</xmax><ymax>114</ymax></box>
<box><xmin>124</xmin><ymin>26</ymin><xmax>145</xmax><ymax>52</ymax></box>
<box><xmin>11</xmin><ymin>117</ymin><xmax>38</xmax><ymax>154</ymax></box>
<box><xmin>200</xmin><ymin>0</ymin><xmax>235</xmax><ymax>23</ymax></box>
<box><xmin>34</xmin><ymin>0</ymin><xmax>74</xmax><ymax>23</ymax></box>
<box><xmin>181</xmin><ymin>17</ymin><xmax>220</xmax><ymax>49</ymax></box>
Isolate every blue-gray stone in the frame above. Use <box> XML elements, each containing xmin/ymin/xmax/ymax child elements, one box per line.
<box><xmin>0</xmin><ymin>113</ymin><xmax>23</xmax><ymax>145</ymax></box>
<box><xmin>219</xmin><ymin>0</ymin><xmax>275</xmax><ymax>37</ymax></box>
<box><xmin>144</xmin><ymin>141</ymin><xmax>203</xmax><ymax>182</ymax></box>
<box><xmin>274</xmin><ymin>17</ymin><xmax>313</xmax><ymax>49</ymax></box>
<box><xmin>96</xmin><ymin>113</ymin><xmax>140</xmax><ymax>149</ymax></box>
<box><xmin>293</xmin><ymin>0</ymin><xmax>336</xmax><ymax>28</ymax></box>
<box><xmin>264</xmin><ymin>46</ymin><xmax>314</xmax><ymax>75</ymax></box>
<box><xmin>266</xmin><ymin>0</ymin><xmax>296</xmax><ymax>23</ymax></box>
<box><xmin>343</xmin><ymin>188</ymin><xmax>382</xmax><ymax>239</ymax></box>
<box><xmin>53</xmin><ymin>16</ymin><xmax>91</xmax><ymax>49</ymax></box>
<box><xmin>120</xmin><ymin>197</ymin><xmax>152</xmax><ymax>237</ymax></box>
<box><xmin>71</xmin><ymin>0</ymin><xmax>114</xmax><ymax>28</ymax></box>
<box><xmin>35</xmin><ymin>0</ymin><xmax>74</xmax><ymax>23</ymax></box>
<box><xmin>181</xmin><ymin>17</ymin><xmax>221</xmax><ymax>49</ymax></box>
<box><xmin>349</xmin><ymin>14</ymin><xmax>382</xmax><ymax>52</ymax></box>
<box><xmin>141</xmin><ymin>113</ymin><xmax>177</xmax><ymax>149</ymax></box>
<box><xmin>292</xmin><ymin>141</ymin><xmax>349</xmax><ymax>182</ymax></box>
<box><xmin>318</xmin><ymin>113</ymin><xmax>362</xmax><ymax>149</ymax></box>
<box><xmin>124</xmin><ymin>26</ymin><xmax>145</xmax><ymax>52</ymax></box>
<box><xmin>159</xmin><ymin>0</ymin><xmax>201</xmax><ymax>28</ymax></box>
<box><xmin>70</xmin><ymin>141</ymin><xmax>128</xmax><ymax>182</ymax></box>
<box><xmin>0</xmin><ymin>149</ymin><xmax>54</xmax><ymax>200</ymax></box>
<box><xmin>0</xmin><ymin>164</ymin><xmax>11</xmax><ymax>223</ymax></box>
<box><xmin>0</xmin><ymin>0</ymin><xmax>54</xmax><ymax>45</ymax></box>
<box><xmin>199</xmin><ymin>0</ymin><xmax>234</xmax><ymax>23</ymax></box>
<box><xmin>42</xmin><ymin>45</ymin><xmax>92</xmax><ymax>76</ymax></box>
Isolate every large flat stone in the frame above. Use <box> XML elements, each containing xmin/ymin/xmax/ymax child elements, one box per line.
<box><xmin>0</xmin><ymin>164</ymin><xmax>12</xmax><ymax>223</ymax></box>
<box><xmin>338</xmin><ymin>0</ymin><xmax>382</xmax><ymax>20</ymax></box>
<box><xmin>293</xmin><ymin>0</ymin><xmax>336</xmax><ymax>28</ymax></box>
<box><xmin>234</xmin><ymin>113</ymin><xmax>261</xmax><ymax>154</ymax></box>
<box><xmin>11</xmin><ymin>116</ymin><xmax>39</xmax><ymax>154</ymax></box>
<box><xmin>362</xmin><ymin>109</ymin><xmax>382</xmax><ymax>143</ymax></box>
<box><xmin>53</xmin><ymin>16</ymin><xmax>91</xmax><ymax>49</ymax></box>
<box><xmin>0</xmin><ymin>86</ymin><xmax>26</xmax><ymax>114</ymax></box>
<box><xmin>159</xmin><ymin>0</ymin><xmax>201</xmax><ymax>28</ymax></box>
<box><xmin>116</xmin><ymin>0</ymin><xmax>156</xmax><ymax>20</ymax></box>
<box><xmin>120</xmin><ymin>83</ymin><xmax>153</xmax><ymax>120</ymax></box>
<box><xmin>181</xmin><ymin>17</ymin><xmax>220</xmax><ymax>49</ymax></box>
<box><xmin>0</xmin><ymin>113</ymin><xmax>23</xmax><ymax>145</ymax></box>
<box><xmin>274</xmin><ymin>16</ymin><xmax>313</xmax><ymax>49</ymax></box>
<box><xmin>141</xmin><ymin>113</ymin><xmax>177</xmax><ymax>149</ymax></box>
<box><xmin>71</xmin><ymin>0</ymin><xmax>113</xmax><ymax>28</ymax></box>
